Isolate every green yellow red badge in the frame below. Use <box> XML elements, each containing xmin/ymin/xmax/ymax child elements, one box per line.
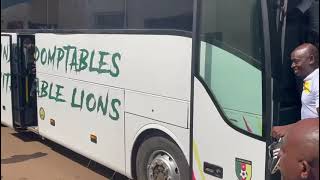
<box><xmin>235</xmin><ymin>158</ymin><xmax>252</xmax><ymax>180</ymax></box>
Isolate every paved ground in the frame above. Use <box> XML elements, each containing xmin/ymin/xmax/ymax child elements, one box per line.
<box><xmin>1</xmin><ymin>125</ymin><xmax>129</xmax><ymax>180</ymax></box>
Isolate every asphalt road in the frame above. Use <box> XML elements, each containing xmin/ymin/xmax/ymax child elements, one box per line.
<box><xmin>1</xmin><ymin>125</ymin><xmax>129</xmax><ymax>180</ymax></box>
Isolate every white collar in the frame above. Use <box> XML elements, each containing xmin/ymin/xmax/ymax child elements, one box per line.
<box><xmin>304</xmin><ymin>68</ymin><xmax>319</xmax><ymax>81</ymax></box>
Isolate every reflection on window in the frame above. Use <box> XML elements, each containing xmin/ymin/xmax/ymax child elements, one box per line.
<box><xmin>1</xmin><ymin>0</ymin><xmax>48</xmax><ymax>29</ymax></box>
<box><xmin>199</xmin><ymin>0</ymin><xmax>264</xmax><ymax>136</ymax></box>
<box><xmin>1</xmin><ymin>0</ymin><xmax>125</xmax><ymax>30</ymax></box>
<box><xmin>94</xmin><ymin>12</ymin><xmax>124</xmax><ymax>29</ymax></box>
<box><xmin>127</xmin><ymin>0</ymin><xmax>193</xmax><ymax>31</ymax></box>
<box><xmin>200</xmin><ymin>0</ymin><xmax>263</xmax><ymax>62</ymax></box>
<box><xmin>2</xmin><ymin>0</ymin><xmax>193</xmax><ymax>31</ymax></box>
<box><xmin>47</xmin><ymin>0</ymin><xmax>125</xmax><ymax>29</ymax></box>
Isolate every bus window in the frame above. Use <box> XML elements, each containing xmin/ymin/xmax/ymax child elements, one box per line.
<box><xmin>198</xmin><ymin>0</ymin><xmax>265</xmax><ymax>136</ymax></box>
<box><xmin>1</xmin><ymin>0</ymin><xmax>48</xmax><ymax>29</ymax></box>
<box><xmin>47</xmin><ymin>0</ymin><xmax>125</xmax><ymax>29</ymax></box>
<box><xmin>127</xmin><ymin>0</ymin><xmax>193</xmax><ymax>31</ymax></box>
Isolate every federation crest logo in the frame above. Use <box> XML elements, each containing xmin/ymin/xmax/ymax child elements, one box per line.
<box><xmin>39</xmin><ymin>107</ymin><xmax>45</xmax><ymax>120</ymax></box>
<box><xmin>235</xmin><ymin>158</ymin><xmax>252</xmax><ymax>180</ymax></box>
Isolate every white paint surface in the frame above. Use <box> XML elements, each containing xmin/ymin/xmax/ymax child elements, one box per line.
<box><xmin>1</xmin><ymin>34</ymin><xmax>15</xmax><ymax>128</ymax></box>
<box><xmin>35</xmin><ymin>33</ymin><xmax>192</xmax><ymax>177</ymax></box>
<box><xmin>193</xmin><ymin>78</ymin><xmax>266</xmax><ymax>179</ymax></box>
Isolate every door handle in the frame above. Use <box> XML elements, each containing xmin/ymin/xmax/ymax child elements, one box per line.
<box><xmin>203</xmin><ymin>162</ymin><xmax>223</xmax><ymax>179</ymax></box>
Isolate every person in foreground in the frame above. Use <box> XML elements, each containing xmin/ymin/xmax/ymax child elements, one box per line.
<box><xmin>278</xmin><ymin>119</ymin><xmax>319</xmax><ymax>180</ymax></box>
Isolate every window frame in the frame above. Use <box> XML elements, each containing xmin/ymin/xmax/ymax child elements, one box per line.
<box><xmin>193</xmin><ymin>0</ymin><xmax>272</xmax><ymax>141</ymax></box>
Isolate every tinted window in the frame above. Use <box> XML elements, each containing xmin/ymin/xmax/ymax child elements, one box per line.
<box><xmin>1</xmin><ymin>0</ymin><xmax>48</xmax><ymax>29</ymax></box>
<box><xmin>2</xmin><ymin>0</ymin><xmax>192</xmax><ymax>31</ymax></box>
<box><xmin>200</xmin><ymin>0</ymin><xmax>263</xmax><ymax>62</ymax></box>
<box><xmin>198</xmin><ymin>0</ymin><xmax>265</xmax><ymax>136</ymax></box>
<box><xmin>47</xmin><ymin>0</ymin><xmax>125</xmax><ymax>29</ymax></box>
<box><xmin>127</xmin><ymin>0</ymin><xmax>193</xmax><ymax>31</ymax></box>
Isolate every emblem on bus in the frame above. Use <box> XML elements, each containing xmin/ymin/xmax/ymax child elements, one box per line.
<box><xmin>39</xmin><ymin>107</ymin><xmax>45</xmax><ymax>120</ymax></box>
<box><xmin>235</xmin><ymin>158</ymin><xmax>252</xmax><ymax>180</ymax></box>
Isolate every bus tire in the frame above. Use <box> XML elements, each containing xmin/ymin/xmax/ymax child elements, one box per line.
<box><xmin>136</xmin><ymin>136</ymin><xmax>188</xmax><ymax>180</ymax></box>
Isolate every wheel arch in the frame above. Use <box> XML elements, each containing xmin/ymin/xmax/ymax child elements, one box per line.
<box><xmin>130</xmin><ymin>124</ymin><xmax>188</xmax><ymax>179</ymax></box>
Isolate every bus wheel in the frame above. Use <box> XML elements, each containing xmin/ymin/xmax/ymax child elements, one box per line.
<box><xmin>136</xmin><ymin>136</ymin><xmax>188</xmax><ymax>180</ymax></box>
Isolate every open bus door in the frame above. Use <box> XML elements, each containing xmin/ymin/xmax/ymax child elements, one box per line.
<box><xmin>191</xmin><ymin>0</ymin><xmax>289</xmax><ymax>179</ymax></box>
<box><xmin>273</xmin><ymin>0</ymin><xmax>319</xmax><ymax>127</ymax></box>
<box><xmin>268</xmin><ymin>0</ymin><xmax>319</xmax><ymax>177</ymax></box>
<box><xmin>11</xmin><ymin>35</ymin><xmax>38</xmax><ymax>129</ymax></box>
<box><xmin>266</xmin><ymin>0</ymin><xmax>319</xmax><ymax>178</ymax></box>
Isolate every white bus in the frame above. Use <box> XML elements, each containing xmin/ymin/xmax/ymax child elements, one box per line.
<box><xmin>1</xmin><ymin>0</ymin><xmax>318</xmax><ymax>179</ymax></box>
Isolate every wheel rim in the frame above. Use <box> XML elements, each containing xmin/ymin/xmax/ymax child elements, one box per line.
<box><xmin>147</xmin><ymin>150</ymin><xmax>180</xmax><ymax>180</ymax></box>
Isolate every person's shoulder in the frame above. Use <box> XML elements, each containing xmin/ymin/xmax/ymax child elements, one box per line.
<box><xmin>312</xmin><ymin>69</ymin><xmax>319</xmax><ymax>81</ymax></box>
<box><xmin>310</xmin><ymin>69</ymin><xmax>319</xmax><ymax>91</ymax></box>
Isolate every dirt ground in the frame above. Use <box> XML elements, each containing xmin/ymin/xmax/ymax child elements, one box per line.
<box><xmin>1</xmin><ymin>125</ymin><xmax>128</xmax><ymax>180</ymax></box>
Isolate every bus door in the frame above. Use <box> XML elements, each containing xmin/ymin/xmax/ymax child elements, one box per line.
<box><xmin>11</xmin><ymin>35</ymin><xmax>38</xmax><ymax>128</ymax></box>
<box><xmin>191</xmin><ymin>0</ymin><xmax>285</xmax><ymax>179</ymax></box>
<box><xmin>274</xmin><ymin>0</ymin><xmax>319</xmax><ymax>127</ymax></box>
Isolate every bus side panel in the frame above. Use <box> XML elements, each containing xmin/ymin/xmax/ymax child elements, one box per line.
<box><xmin>35</xmin><ymin>34</ymin><xmax>192</xmax><ymax>102</ymax></box>
<box><xmin>35</xmin><ymin>33</ymin><xmax>192</xmax><ymax>177</ymax></box>
<box><xmin>125</xmin><ymin>90</ymin><xmax>189</xmax><ymax>128</ymax></box>
<box><xmin>1</xmin><ymin>34</ymin><xmax>14</xmax><ymax>128</ymax></box>
<box><xmin>37</xmin><ymin>73</ymin><xmax>126</xmax><ymax>175</ymax></box>
<box><xmin>193</xmin><ymin>78</ymin><xmax>266</xmax><ymax>179</ymax></box>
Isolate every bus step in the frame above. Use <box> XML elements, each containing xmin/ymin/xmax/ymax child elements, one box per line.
<box><xmin>27</xmin><ymin>126</ymin><xmax>39</xmax><ymax>134</ymax></box>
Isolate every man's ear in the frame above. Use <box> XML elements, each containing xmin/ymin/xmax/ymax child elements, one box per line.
<box><xmin>308</xmin><ymin>55</ymin><xmax>315</xmax><ymax>65</ymax></box>
<box><xmin>300</xmin><ymin>160</ymin><xmax>311</xmax><ymax>179</ymax></box>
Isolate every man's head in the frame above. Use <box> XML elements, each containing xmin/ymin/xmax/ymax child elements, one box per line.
<box><xmin>279</xmin><ymin>119</ymin><xmax>319</xmax><ymax>180</ymax></box>
<box><xmin>291</xmin><ymin>43</ymin><xmax>319</xmax><ymax>78</ymax></box>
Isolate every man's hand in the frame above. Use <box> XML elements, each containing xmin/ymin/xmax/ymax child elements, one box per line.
<box><xmin>272</xmin><ymin>124</ymin><xmax>294</xmax><ymax>139</ymax></box>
